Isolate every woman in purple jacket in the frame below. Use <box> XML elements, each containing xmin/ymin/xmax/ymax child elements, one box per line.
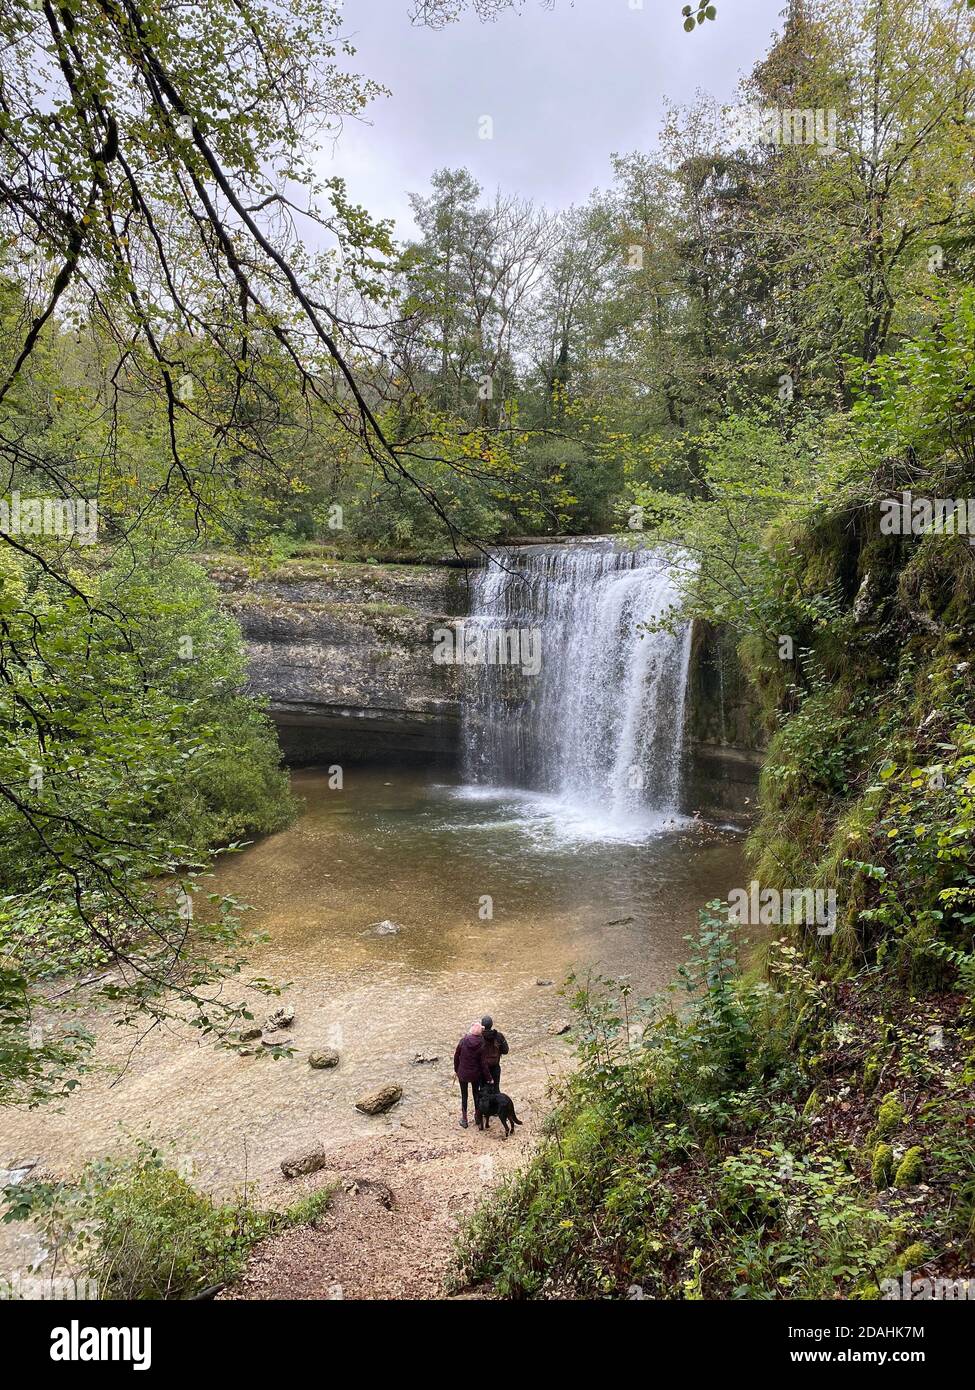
<box><xmin>453</xmin><ymin>1022</ymin><xmax>493</xmax><ymax>1128</ymax></box>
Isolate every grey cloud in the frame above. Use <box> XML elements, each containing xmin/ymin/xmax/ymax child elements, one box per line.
<box><xmin>319</xmin><ymin>0</ymin><xmax>784</xmax><ymax>238</ymax></box>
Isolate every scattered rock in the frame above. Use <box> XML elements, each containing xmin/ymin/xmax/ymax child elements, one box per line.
<box><xmin>412</xmin><ymin>1052</ymin><xmax>439</xmax><ymax>1065</ymax></box>
<box><xmin>262</xmin><ymin>1032</ymin><xmax>294</xmax><ymax>1049</ymax></box>
<box><xmin>342</xmin><ymin>1177</ymin><xmax>395</xmax><ymax>1210</ymax></box>
<box><xmin>355</xmin><ymin>1084</ymin><xmax>403</xmax><ymax>1115</ymax></box>
<box><xmin>606</xmin><ymin>916</ymin><xmax>634</xmax><ymax>926</ymax></box>
<box><xmin>309</xmin><ymin>1048</ymin><xmax>340</xmax><ymax>1069</ymax></box>
<box><xmin>0</xmin><ymin>1157</ymin><xmax>40</xmax><ymax>1186</ymax></box>
<box><xmin>265</xmin><ymin>1004</ymin><xmax>295</xmax><ymax>1031</ymax></box>
<box><xmin>536</xmin><ymin>979</ymin><xmax>553</xmax><ymax>987</ymax></box>
<box><xmin>239</xmin><ymin>1027</ymin><xmax>262</xmax><ymax>1042</ymax></box>
<box><xmin>280</xmin><ymin>1145</ymin><xmax>329</xmax><ymax>1179</ymax></box>
<box><xmin>366</xmin><ymin>919</ymin><xmax>403</xmax><ymax>936</ymax></box>
<box><xmin>549</xmin><ymin>1021</ymin><xmax>571</xmax><ymax>1036</ymax></box>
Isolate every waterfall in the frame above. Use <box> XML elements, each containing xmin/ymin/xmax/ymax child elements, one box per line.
<box><xmin>460</xmin><ymin>541</ymin><xmax>692</xmax><ymax>831</ymax></box>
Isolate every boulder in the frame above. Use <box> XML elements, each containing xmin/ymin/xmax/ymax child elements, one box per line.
<box><xmin>239</xmin><ymin>1027</ymin><xmax>262</xmax><ymax>1042</ymax></box>
<box><xmin>0</xmin><ymin>1158</ymin><xmax>40</xmax><ymax>1187</ymax></box>
<box><xmin>280</xmin><ymin>1144</ymin><xmax>329</xmax><ymax>1179</ymax></box>
<box><xmin>549</xmin><ymin>1021</ymin><xmax>571</xmax><ymax>1036</ymax></box>
<box><xmin>262</xmin><ymin>1032</ymin><xmax>294</xmax><ymax>1049</ymax></box>
<box><xmin>354</xmin><ymin>1084</ymin><xmax>403</xmax><ymax>1115</ymax></box>
<box><xmin>536</xmin><ymin>978</ymin><xmax>553</xmax><ymax>987</ymax></box>
<box><xmin>366</xmin><ymin>919</ymin><xmax>403</xmax><ymax>936</ymax></box>
<box><xmin>309</xmin><ymin>1048</ymin><xmax>340</xmax><ymax>1069</ymax></box>
<box><xmin>265</xmin><ymin>1004</ymin><xmax>295</xmax><ymax>1031</ymax></box>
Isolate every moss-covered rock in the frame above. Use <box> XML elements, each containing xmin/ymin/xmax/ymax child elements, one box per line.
<box><xmin>872</xmin><ymin>1143</ymin><xmax>895</xmax><ymax>1190</ymax></box>
<box><xmin>873</xmin><ymin>1091</ymin><xmax>904</xmax><ymax>1140</ymax></box>
<box><xmin>894</xmin><ymin>1146</ymin><xmax>925</xmax><ymax>1188</ymax></box>
<box><xmin>862</xmin><ymin>1054</ymin><xmax>880</xmax><ymax>1092</ymax></box>
<box><xmin>894</xmin><ymin>1242</ymin><xmax>928</xmax><ymax>1273</ymax></box>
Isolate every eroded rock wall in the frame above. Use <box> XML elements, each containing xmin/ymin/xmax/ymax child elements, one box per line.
<box><xmin>208</xmin><ymin>558</ymin><xmax>469</xmax><ymax>764</ymax></box>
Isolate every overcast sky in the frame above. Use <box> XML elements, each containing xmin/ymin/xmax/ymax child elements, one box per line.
<box><xmin>317</xmin><ymin>0</ymin><xmax>786</xmax><ymax>240</ymax></box>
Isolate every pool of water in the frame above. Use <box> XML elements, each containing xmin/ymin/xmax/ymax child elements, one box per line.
<box><xmin>0</xmin><ymin>766</ymin><xmax>745</xmax><ymax>1270</ymax></box>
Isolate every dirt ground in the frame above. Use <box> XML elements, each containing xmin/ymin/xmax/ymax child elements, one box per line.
<box><xmin>220</xmin><ymin>1083</ymin><xmax>548</xmax><ymax>1301</ymax></box>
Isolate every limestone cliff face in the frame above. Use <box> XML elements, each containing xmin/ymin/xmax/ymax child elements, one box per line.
<box><xmin>208</xmin><ymin>558</ymin><xmax>469</xmax><ymax>764</ymax></box>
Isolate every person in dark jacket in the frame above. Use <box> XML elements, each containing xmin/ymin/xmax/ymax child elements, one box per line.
<box><xmin>480</xmin><ymin>1014</ymin><xmax>509</xmax><ymax>1089</ymax></box>
<box><xmin>453</xmin><ymin>1022</ymin><xmax>492</xmax><ymax>1129</ymax></box>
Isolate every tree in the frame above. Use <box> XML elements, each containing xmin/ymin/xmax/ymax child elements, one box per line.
<box><xmin>0</xmin><ymin>539</ymin><xmax>294</xmax><ymax>1105</ymax></box>
<box><xmin>740</xmin><ymin>0</ymin><xmax>975</xmax><ymax>394</ymax></box>
<box><xmin>527</xmin><ymin>201</ymin><xmax>615</xmax><ymax>425</ymax></box>
<box><xmin>398</xmin><ymin>170</ymin><xmax>554</xmax><ymax>424</ymax></box>
<box><xmin>400</xmin><ymin>168</ymin><xmax>483</xmax><ymax>413</ymax></box>
<box><xmin>0</xmin><ymin>0</ymin><xmax>503</xmax><ymax>565</ymax></box>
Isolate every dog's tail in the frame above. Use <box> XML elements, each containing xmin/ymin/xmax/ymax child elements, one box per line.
<box><xmin>511</xmin><ymin>1107</ymin><xmax>523</xmax><ymax>1126</ymax></box>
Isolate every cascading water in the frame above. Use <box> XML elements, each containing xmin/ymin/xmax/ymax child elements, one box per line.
<box><xmin>460</xmin><ymin>541</ymin><xmax>693</xmax><ymax>834</ymax></box>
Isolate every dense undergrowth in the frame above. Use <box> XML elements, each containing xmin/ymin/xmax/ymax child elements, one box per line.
<box><xmin>456</xmin><ymin>916</ymin><xmax>974</xmax><ymax>1299</ymax></box>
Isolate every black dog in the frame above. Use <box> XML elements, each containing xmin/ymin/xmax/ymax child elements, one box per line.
<box><xmin>475</xmin><ymin>1083</ymin><xmax>523</xmax><ymax>1138</ymax></box>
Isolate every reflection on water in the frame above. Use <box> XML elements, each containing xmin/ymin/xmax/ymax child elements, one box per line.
<box><xmin>1</xmin><ymin>767</ymin><xmax>744</xmax><ymax>1264</ymax></box>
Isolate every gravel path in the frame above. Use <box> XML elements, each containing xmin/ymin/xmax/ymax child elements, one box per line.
<box><xmin>222</xmin><ymin>1088</ymin><xmax>546</xmax><ymax>1301</ymax></box>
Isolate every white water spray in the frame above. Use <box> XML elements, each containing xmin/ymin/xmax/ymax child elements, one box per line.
<box><xmin>461</xmin><ymin>542</ymin><xmax>692</xmax><ymax>828</ymax></box>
